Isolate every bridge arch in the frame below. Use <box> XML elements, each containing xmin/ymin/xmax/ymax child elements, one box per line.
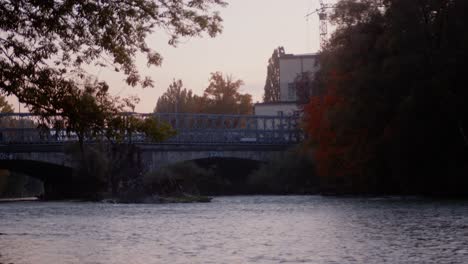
<box><xmin>0</xmin><ymin>158</ymin><xmax>78</xmax><ymax>200</ymax></box>
<box><xmin>148</xmin><ymin>157</ymin><xmax>265</xmax><ymax>195</ymax></box>
<box><xmin>0</xmin><ymin>159</ymin><xmax>73</xmax><ymax>183</ymax></box>
<box><xmin>139</xmin><ymin>144</ymin><xmax>287</xmax><ymax>173</ymax></box>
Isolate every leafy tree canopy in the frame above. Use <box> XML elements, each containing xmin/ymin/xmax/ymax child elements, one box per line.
<box><xmin>204</xmin><ymin>72</ymin><xmax>251</xmax><ymax>114</ymax></box>
<box><xmin>305</xmin><ymin>0</ymin><xmax>468</xmax><ymax>195</ymax></box>
<box><xmin>263</xmin><ymin>46</ymin><xmax>284</xmax><ymax>102</ymax></box>
<box><xmin>0</xmin><ymin>0</ymin><xmax>226</xmax><ymax>145</ymax></box>
<box><xmin>0</xmin><ymin>0</ymin><xmax>227</xmax><ymax>114</ymax></box>
<box><xmin>0</xmin><ymin>95</ymin><xmax>14</xmax><ymax>113</ymax></box>
<box><xmin>155</xmin><ymin>72</ymin><xmax>253</xmax><ymax>115</ymax></box>
<box><xmin>155</xmin><ymin>79</ymin><xmax>202</xmax><ymax>113</ymax></box>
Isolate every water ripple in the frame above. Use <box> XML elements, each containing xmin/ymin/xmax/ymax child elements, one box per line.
<box><xmin>1</xmin><ymin>196</ymin><xmax>468</xmax><ymax>263</ymax></box>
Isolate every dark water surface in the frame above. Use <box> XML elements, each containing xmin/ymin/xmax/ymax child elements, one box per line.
<box><xmin>1</xmin><ymin>196</ymin><xmax>467</xmax><ymax>264</ymax></box>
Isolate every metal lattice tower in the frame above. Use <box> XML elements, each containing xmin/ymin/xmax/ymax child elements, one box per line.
<box><xmin>318</xmin><ymin>0</ymin><xmax>328</xmax><ymax>49</ymax></box>
<box><xmin>306</xmin><ymin>0</ymin><xmax>332</xmax><ymax>50</ymax></box>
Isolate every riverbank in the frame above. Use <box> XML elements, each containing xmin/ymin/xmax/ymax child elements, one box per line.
<box><xmin>0</xmin><ymin>197</ymin><xmax>38</xmax><ymax>203</ymax></box>
<box><xmin>105</xmin><ymin>194</ymin><xmax>213</xmax><ymax>204</ymax></box>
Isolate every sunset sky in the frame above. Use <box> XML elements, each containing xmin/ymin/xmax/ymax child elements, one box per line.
<box><xmin>11</xmin><ymin>0</ymin><xmax>335</xmax><ymax>113</ymax></box>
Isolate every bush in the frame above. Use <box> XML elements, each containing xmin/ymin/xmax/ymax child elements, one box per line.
<box><xmin>248</xmin><ymin>148</ymin><xmax>318</xmax><ymax>194</ymax></box>
<box><xmin>143</xmin><ymin>162</ymin><xmax>214</xmax><ymax>196</ymax></box>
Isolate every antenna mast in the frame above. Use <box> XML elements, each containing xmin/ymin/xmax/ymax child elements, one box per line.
<box><xmin>306</xmin><ymin>0</ymin><xmax>332</xmax><ymax>50</ymax></box>
<box><xmin>318</xmin><ymin>0</ymin><xmax>328</xmax><ymax>49</ymax></box>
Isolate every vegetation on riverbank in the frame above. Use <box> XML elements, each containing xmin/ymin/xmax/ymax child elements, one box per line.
<box><xmin>141</xmin><ymin>149</ymin><xmax>319</xmax><ymax>196</ymax></box>
<box><xmin>248</xmin><ymin>148</ymin><xmax>318</xmax><ymax>194</ymax></box>
<box><xmin>144</xmin><ymin>162</ymin><xmax>214</xmax><ymax>197</ymax></box>
<box><xmin>63</xmin><ymin>144</ymin><xmax>214</xmax><ymax>203</ymax></box>
<box><xmin>299</xmin><ymin>0</ymin><xmax>468</xmax><ymax>196</ymax></box>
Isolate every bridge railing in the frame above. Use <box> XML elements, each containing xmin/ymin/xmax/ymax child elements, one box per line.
<box><xmin>146</xmin><ymin>113</ymin><xmax>303</xmax><ymax>144</ymax></box>
<box><xmin>0</xmin><ymin>113</ymin><xmax>303</xmax><ymax>145</ymax></box>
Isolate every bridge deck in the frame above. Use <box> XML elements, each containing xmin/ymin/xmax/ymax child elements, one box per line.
<box><xmin>0</xmin><ymin>113</ymin><xmax>303</xmax><ymax>145</ymax></box>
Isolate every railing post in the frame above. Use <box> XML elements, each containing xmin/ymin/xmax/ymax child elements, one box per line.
<box><xmin>21</xmin><ymin>115</ymin><xmax>24</xmax><ymax>142</ymax></box>
<box><xmin>279</xmin><ymin>113</ymin><xmax>284</xmax><ymax>143</ymax></box>
<box><xmin>272</xmin><ymin>117</ymin><xmax>276</xmax><ymax>143</ymax></box>
<box><xmin>255</xmin><ymin>116</ymin><xmax>259</xmax><ymax>141</ymax></box>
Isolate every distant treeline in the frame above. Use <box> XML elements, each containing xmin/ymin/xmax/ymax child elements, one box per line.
<box><xmin>155</xmin><ymin>72</ymin><xmax>253</xmax><ymax>115</ymax></box>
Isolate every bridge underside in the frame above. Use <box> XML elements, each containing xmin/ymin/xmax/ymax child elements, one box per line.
<box><xmin>192</xmin><ymin>157</ymin><xmax>264</xmax><ymax>195</ymax></box>
<box><xmin>0</xmin><ymin>159</ymin><xmax>72</xmax><ymax>183</ymax></box>
<box><xmin>0</xmin><ymin>159</ymin><xmax>89</xmax><ymax>200</ymax></box>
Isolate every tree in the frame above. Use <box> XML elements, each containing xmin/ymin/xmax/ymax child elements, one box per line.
<box><xmin>0</xmin><ymin>0</ymin><xmax>227</xmax><ymax>115</ymax></box>
<box><xmin>30</xmin><ymin>77</ymin><xmax>174</xmax><ymax>150</ymax></box>
<box><xmin>0</xmin><ymin>95</ymin><xmax>14</xmax><ymax>139</ymax></box>
<box><xmin>0</xmin><ymin>95</ymin><xmax>36</xmax><ymax>143</ymax></box>
<box><xmin>305</xmin><ymin>0</ymin><xmax>468</xmax><ymax>195</ymax></box>
<box><xmin>0</xmin><ymin>95</ymin><xmax>13</xmax><ymax>113</ymax></box>
<box><xmin>203</xmin><ymin>72</ymin><xmax>252</xmax><ymax>114</ymax></box>
<box><xmin>0</xmin><ymin>96</ymin><xmax>22</xmax><ymax>198</ymax></box>
<box><xmin>154</xmin><ymin>73</ymin><xmax>253</xmax><ymax>115</ymax></box>
<box><xmin>263</xmin><ymin>46</ymin><xmax>285</xmax><ymax>102</ymax></box>
<box><xmin>155</xmin><ymin>79</ymin><xmax>199</xmax><ymax>113</ymax></box>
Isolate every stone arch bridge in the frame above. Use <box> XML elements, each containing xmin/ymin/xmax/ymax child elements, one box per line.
<box><xmin>0</xmin><ymin>143</ymin><xmax>290</xmax><ymax>173</ymax></box>
<box><xmin>0</xmin><ymin>113</ymin><xmax>303</xmax><ymax>198</ymax></box>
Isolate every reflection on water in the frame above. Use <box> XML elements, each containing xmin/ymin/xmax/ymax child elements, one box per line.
<box><xmin>1</xmin><ymin>196</ymin><xmax>468</xmax><ymax>264</ymax></box>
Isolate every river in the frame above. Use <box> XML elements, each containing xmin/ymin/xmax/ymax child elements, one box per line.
<box><xmin>1</xmin><ymin>196</ymin><xmax>467</xmax><ymax>264</ymax></box>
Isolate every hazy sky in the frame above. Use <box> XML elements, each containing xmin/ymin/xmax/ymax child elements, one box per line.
<box><xmin>11</xmin><ymin>0</ymin><xmax>334</xmax><ymax>113</ymax></box>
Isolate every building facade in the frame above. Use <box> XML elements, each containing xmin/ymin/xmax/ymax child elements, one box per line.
<box><xmin>253</xmin><ymin>101</ymin><xmax>299</xmax><ymax>121</ymax></box>
<box><xmin>255</xmin><ymin>53</ymin><xmax>319</xmax><ymax>117</ymax></box>
<box><xmin>279</xmin><ymin>53</ymin><xmax>320</xmax><ymax>102</ymax></box>
<box><xmin>252</xmin><ymin>52</ymin><xmax>318</xmax><ymax>142</ymax></box>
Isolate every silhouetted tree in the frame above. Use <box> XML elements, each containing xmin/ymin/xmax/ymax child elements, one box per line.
<box><xmin>203</xmin><ymin>72</ymin><xmax>252</xmax><ymax>114</ymax></box>
<box><xmin>263</xmin><ymin>47</ymin><xmax>285</xmax><ymax>102</ymax></box>
<box><xmin>155</xmin><ymin>73</ymin><xmax>253</xmax><ymax>115</ymax></box>
<box><xmin>0</xmin><ymin>95</ymin><xmax>14</xmax><ymax>142</ymax></box>
<box><xmin>0</xmin><ymin>0</ymin><xmax>227</xmax><ymax>116</ymax></box>
<box><xmin>155</xmin><ymin>79</ymin><xmax>200</xmax><ymax>113</ymax></box>
<box><xmin>305</xmin><ymin>0</ymin><xmax>468</xmax><ymax>195</ymax></box>
<box><xmin>0</xmin><ymin>95</ymin><xmax>13</xmax><ymax>113</ymax></box>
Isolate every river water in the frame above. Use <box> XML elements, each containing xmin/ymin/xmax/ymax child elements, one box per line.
<box><xmin>1</xmin><ymin>196</ymin><xmax>467</xmax><ymax>264</ymax></box>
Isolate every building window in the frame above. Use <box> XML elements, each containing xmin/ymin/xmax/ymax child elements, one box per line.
<box><xmin>277</xmin><ymin>111</ymin><xmax>283</xmax><ymax>116</ymax></box>
<box><xmin>288</xmin><ymin>83</ymin><xmax>296</xmax><ymax>100</ymax></box>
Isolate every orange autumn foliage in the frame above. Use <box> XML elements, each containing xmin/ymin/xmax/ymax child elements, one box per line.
<box><xmin>303</xmin><ymin>70</ymin><xmax>371</xmax><ymax>181</ymax></box>
<box><xmin>304</xmin><ymin>89</ymin><xmax>344</xmax><ymax>179</ymax></box>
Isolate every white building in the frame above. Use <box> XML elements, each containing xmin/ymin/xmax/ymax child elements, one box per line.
<box><xmin>279</xmin><ymin>53</ymin><xmax>319</xmax><ymax>102</ymax></box>
<box><xmin>254</xmin><ymin>101</ymin><xmax>298</xmax><ymax>117</ymax></box>
<box><xmin>254</xmin><ymin>53</ymin><xmax>319</xmax><ymax>117</ymax></box>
